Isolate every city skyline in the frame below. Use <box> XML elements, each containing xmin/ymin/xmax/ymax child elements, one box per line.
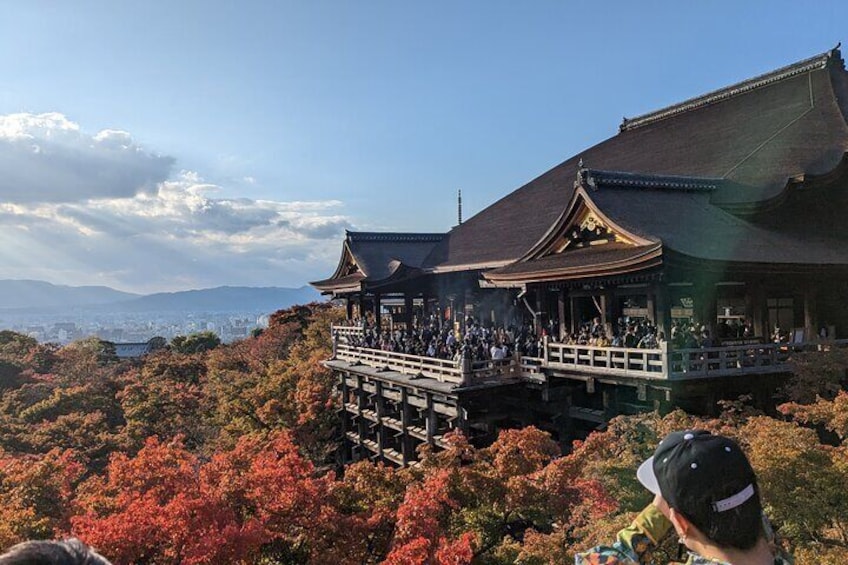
<box><xmin>1</xmin><ymin>1</ymin><xmax>846</xmax><ymax>293</ymax></box>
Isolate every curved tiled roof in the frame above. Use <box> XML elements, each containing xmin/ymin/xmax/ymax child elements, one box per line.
<box><xmin>423</xmin><ymin>46</ymin><xmax>848</xmax><ymax>271</ymax></box>
<box><xmin>311</xmin><ymin>231</ymin><xmax>444</xmax><ymax>293</ymax></box>
<box><xmin>486</xmin><ymin>243</ymin><xmax>662</xmax><ymax>283</ymax></box>
<box><xmin>347</xmin><ymin>231</ymin><xmax>443</xmax><ymax>281</ymax></box>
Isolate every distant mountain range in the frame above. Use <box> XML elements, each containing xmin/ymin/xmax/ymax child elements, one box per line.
<box><xmin>0</xmin><ymin>280</ymin><xmax>322</xmax><ymax>313</ymax></box>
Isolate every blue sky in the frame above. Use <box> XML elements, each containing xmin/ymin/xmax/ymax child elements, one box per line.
<box><xmin>0</xmin><ymin>1</ymin><xmax>846</xmax><ymax>292</ymax></box>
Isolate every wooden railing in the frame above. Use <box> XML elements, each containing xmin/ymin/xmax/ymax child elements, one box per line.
<box><xmin>335</xmin><ymin>343</ymin><xmax>464</xmax><ymax>383</ymax></box>
<box><xmin>545</xmin><ymin>341</ymin><xmax>666</xmax><ymax>378</ymax></box>
<box><xmin>332</xmin><ymin>325</ymin><xmax>365</xmax><ymax>341</ymax></box>
<box><xmin>667</xmin><ymin>340</ymin><xmax>848</xmax><ymax>379</ymax></box>
<box><xmin>331</xmin><ymin>326</ymin><xmax>848</xmax><ymax>382</ymax></box>
<box><xmin>332</xmin><ymin>325</ymin><xmax>525</xmax><ymax>385</ymax></box>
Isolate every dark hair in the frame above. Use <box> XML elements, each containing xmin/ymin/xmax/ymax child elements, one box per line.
<box><xmin>0</xmin><ymin>539</ymin><xmax>111</xmax><ymax>565</ymax></box>
<box><xmin>680</xmin><ymin>479</ymin><xmax>765</xmax><ymax>550</ymax></box>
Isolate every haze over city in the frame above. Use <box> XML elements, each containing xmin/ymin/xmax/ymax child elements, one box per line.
<box><xmin>1</xmin><ymin>1</ymin><xmax>846</xmax><ymax>294</ymax></box>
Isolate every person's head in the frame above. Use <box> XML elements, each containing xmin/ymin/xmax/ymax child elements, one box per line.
<box><xmin>637</xmin><ymin>430</ymin><xmax>764</xmax><ymax>552</ymax></box>
<box><xmin>0</xmin><ymin>539</ymin><xmax>111</xmax><ymax>565</ymax></box>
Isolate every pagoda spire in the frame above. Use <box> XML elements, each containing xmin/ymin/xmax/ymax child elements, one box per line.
<box><xmin>457</xmin><ymin>189</ymin><xmax>463</xmax><ymax>225</ymax></box>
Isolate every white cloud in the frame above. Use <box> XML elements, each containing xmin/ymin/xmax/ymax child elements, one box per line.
<box><xmin>0</xmin><ymin>112</ymin><xmax>174</xmax><ymax>203</ymax></box>
<box><xmin>0</xmin><ymin>113</ymin><xmax>354</xmax><ymax>292</ymax></box>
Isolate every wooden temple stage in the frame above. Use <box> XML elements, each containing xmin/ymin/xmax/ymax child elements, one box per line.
<box><xmin>313</xmin><ymin>46</ymin><xmax>848</xmax><ymax>466</ymax></box>
<box><xmin>327</xmin><ymin>324</ymin><xmax>847</xmax><ymax>466</ymax></box>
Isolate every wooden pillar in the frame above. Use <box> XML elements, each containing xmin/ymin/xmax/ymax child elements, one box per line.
<box><xmin>425</xmin><ymin>392</ymin><xmax>437</xmax><ymax>446</ymax></box>
<box><xmin>374</xmin><ymin>293</ymin><xmax>382</xmax><ymax>333</ymax></box>
<box><xmin>375</xmin><ymin>381</ymin><xmax>385</xmax><ymax>460</ymax></box>
<box><xmin>340</xmin><ymin>374</ymin><xmax>349</xmax><ymax>464</ymax></box>
<box><xmin>654</xmin><ymin>284</ymin><xmax>672</xmax><ymax>338</ymax></box>
<box><xmin>422</xmin><ymin>292</ymin><xmax>430</xmax><ymax>321</ymax></box>
<box><xmin>600</xmin><ymin>290</ymin><xmax>615</xmax><ymax>337</ymax></box>
<box><xmin>457</xmin><ymin>406</ymin><xmax>470</xmax><ymax>435</ymax></box>
<box><xmin>705</xmin><ymin>287</ymin><xmax>718</xmax><ymax>335</ymax></box>
<box><xmin>535</xmin><ymin>287</ymin><xmax>544</xmax><ymax>335</ymax></box>
<box><xmin>602</xmin><ymin>386</ymin><xmax>618</xmax><ymax>419</ymax></box>
<box><xmin>694</xmin><ymin>283</ymin><xmax>716</xmax><ymax>333</ymax></box>
<box><xmin>747</xmin><ymin>281</ymin><xmax>766</xmax><ymax>338</ymax></box>
<box><xmin>646</xmin><ymin>293</ymin><xmax>656</xmax><ymax>324</ymax></box>
<box><xmin>557</xmin><ymin>290</ymin><xmax>567</xmax><ymax>341</ymax></box>
<box><xmin>400</xmin><ymin>387</ymin><xmax>411</xmax><ymax>465</ymax></box>
<box><xmin>404</xmin><ymin>294</ymin><xmax>414</xmax><ymax>329</ymax></box>
<box><xmin>356</xmin><ymin>375</ymin><xmax>366</xmax><ymax>457</ymax></box>
<box><xmin>345</xmin><ymin>297</ymin><xmax>353</xmax><ymax>321</ymax></box>
<box><xmin>804</xmin><ymin>286</ymin><xmax>818</xmax><ymax>342</ymax></box>
<box><xmin>358</xmin><ymin>293</ymin><xmax>366</xmax><ymax>319</ymax></box>
<box><xmin>569</xmin><ymin>295</ymin><xmax>577</xmax><ymax>335</ymax></box>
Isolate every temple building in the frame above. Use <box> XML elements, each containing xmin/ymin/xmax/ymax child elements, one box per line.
<box><xmin>312</xmin><ymin>46</ymin><xmax>848</xmax><ymax>466</ymax></box>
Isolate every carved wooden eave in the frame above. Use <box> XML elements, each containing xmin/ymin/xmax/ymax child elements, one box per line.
<box><xmin>483</xmin><ymin>244</ymin><xmax>663</xmax><ymax>286</ymax></box>
<box><xmin>310</xmin><ymin>240</ymin><xmax>365</xmax><ymax>294</ymax></box>
<box><xmin>482</xmin><ymin>169</ymin><xmax>667</xmax><ymax>286</ymax></box>
<box><xmin>331</xmin><ymin>239</ymin><xmax>362</xmax><ymax>280</ymax></box>
<box><xmin>520</xmin><ymin>179</ymin><xmax>655</xmax><ymax>263</ymax></box>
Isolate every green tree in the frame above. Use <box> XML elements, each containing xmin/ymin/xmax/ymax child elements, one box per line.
<box><xmin>171</xmin><ymin>331</ymin><xmax>221</xmax><ymax>354</ymax></box>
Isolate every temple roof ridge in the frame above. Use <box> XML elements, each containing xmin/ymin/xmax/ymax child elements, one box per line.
<box><xmin>581</xmin><ymin>168</ymin><xmax>722</xmax><ymax>192</ymax></box>
<box><xmin>620</xmin><ymin>44</ymin><xmax>843</xmax><ymax>132</ymax></box>
<box><xmin>346</xmin><ymin>231</ymin><xmax>445</xmax><ymax>243</ymax></box>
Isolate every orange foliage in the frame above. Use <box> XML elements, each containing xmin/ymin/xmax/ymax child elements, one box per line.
<box><xmin>72</xmin><ymin>432</ymin><xmax>336</xmax><ymax>564</ymax></box>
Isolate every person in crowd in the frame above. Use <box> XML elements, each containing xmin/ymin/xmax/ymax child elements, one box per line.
<box><xmin>0</xmin><ymin>538</ymin><xmax>111</xmax><ymax>565</ymax></box>
<box><xmin>575</xmin><ymin>430</ymin><xmax>792</xmax><ymax>565</ymax></box>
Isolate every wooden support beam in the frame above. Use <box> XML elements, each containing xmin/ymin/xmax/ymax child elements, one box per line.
<box><xmin>356</xmin><ymin>375</ymin><xmax>366</xmax><ymax>451</ymax></box>
<box><xmin>804</xmin><ymin>286</ymin><xmax>818</xmax><ymax>342</ymax></box>
<box><xmin>400</xmin><ymin>388</ymin><xmax>411</xmax><ymax>465</ymax></box>
<box><xmin>747</xmin><ymin>281</ymin><xmax>766</xmax><ymax>338</ymax></box>
<box><xmin>558</xmin><ymin>290</ymin><xmax>567</xmax><ymax>341</ymax></box>
<box><xmin>425</xmin><ymin>392</ymin><xmax>437</xmax><ymax>446</ymax></box>
<box><xmin>374</xmin><ymin>293</ymin><xmax>382</xmax><ymax>334</ymax></box>
<box><xmin>375</xmin><ymin>381</ymin><xmax>385</xmax><ymax>460</ymax></box>
<box><xmin>404</xmin><ymin>295</ymin><xmax>414</xmax><ymax>329</ymax></box>
<box><xmin>600</xmin><ymin>290</ymin><xmax>614</xmax><ymax>338</ymax></box>
<box><xmin>654</xmin><ymin>283</ymin><xmax>672</xmax><ymax>338</ymax></box>
<box><xmin>569</xmin><ymin>295</ymin><xmax>577</xmax><ymax>335</ymax></box>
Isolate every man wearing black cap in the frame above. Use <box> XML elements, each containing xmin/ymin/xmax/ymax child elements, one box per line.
<box><xmin>574</xmin><ymin>430</ymin><xmax>792</xmax><ymax>564</ymax></box>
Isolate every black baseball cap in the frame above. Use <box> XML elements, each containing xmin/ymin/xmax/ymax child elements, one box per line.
<box><xmin>637</xmin><ymin>430</ymin><xmax>758</xmax><ymax>518</ymax></box>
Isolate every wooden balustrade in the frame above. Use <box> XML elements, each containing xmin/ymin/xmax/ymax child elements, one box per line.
<box><xmin>335</xmin><ymin>342</ymin><xmax>524</xmax><ymax>385</ymax></box>
<box><xmin>332</xmin><ymin>325</ymin><xmax>365</xmax><ymax>341</ymax></box>
<box><xmin>667</xmin><ymin>339</ymin><xmax>848</xmax><ymax>379</ymax></box>
<box><xmin>546</xmin><ymin>342</ymin><xmax>666</xmax><ymax>379</ymax></box>
<box><xmin>335</xmin><ymin>343</ymin><xmax>464</xmax><ymax>383</ymax></box>
<box><xmin>331</xmin><ymin>326</ymin><xmax>848</xmax><ymax>382</ymax></box>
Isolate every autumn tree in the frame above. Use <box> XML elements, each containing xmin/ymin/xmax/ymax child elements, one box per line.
<box><xmin>117</xmin><ymin>351</ymin><xmax>212</xmax><ymax>451</ymax></box>
<box><xmin>205</xmin><ymin>302</ymin><xmax>344</xmax><ymax>462</ymax></box>
<box><xmin>0</xmin><ymin>448</ymin><xmax>85</xmax><ymax>549</ymax></box>
<box><xmin>72</xmin><ymin>432</ymin><xmax>338</xmax><ymax>565</ymax></box>
<box><xmin>170</xmin><ymin>331</ymin><xmax>221</xmax><ymax>355</ymax></box>
<box><xmin>0</xmin><ymin>336</ymin><xmax>125</xmax><ymax>467</ymax></box>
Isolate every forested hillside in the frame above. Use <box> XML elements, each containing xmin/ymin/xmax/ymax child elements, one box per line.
<box><xmin>0</xmin><ymin>303</ymin><xmax>846</xmax><ymax>564</ymax></box>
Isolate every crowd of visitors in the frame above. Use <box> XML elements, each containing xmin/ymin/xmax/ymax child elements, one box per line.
<box><xmin>338</xmin><ymin>310</ymin><xmax>762</xmax><ymax>365</ymax></box>
<box><xmin>563</xmin><ymin>317</ymin><xmax>663</xmax><ymax>349</ymax></box>
<box><xmin>341</xmin><ymin>314</ymin><xmax>541</xmax><ymax>363</ymax></box>
<box><xmin>339</xmin><ymin>311</ymin><xmax>726</xmax><ymax>367</ymax></box>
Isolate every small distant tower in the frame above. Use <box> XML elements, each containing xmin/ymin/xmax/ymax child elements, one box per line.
<box><xmin>457</xmin><ymin>189</ymin><xmax>463</xmax><ymax>225</ymax></box>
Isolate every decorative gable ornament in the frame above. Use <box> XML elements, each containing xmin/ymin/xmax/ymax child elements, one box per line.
<box><xmin>566</xmin><ymin>214</ymin><xmax>615</xmax><ymax>248</ymax></box>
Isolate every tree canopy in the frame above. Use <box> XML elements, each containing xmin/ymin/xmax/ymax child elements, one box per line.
<box><xmin>0</xmin><ymin>303</ymin><xmax>845</xmax><ymax>563</ymax></box>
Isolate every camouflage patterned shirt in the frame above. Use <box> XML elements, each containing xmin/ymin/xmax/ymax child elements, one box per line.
<box><xmin>574</xmin><ymin>505</ymin><xmax>793</xmax><ymax>565</ymax></box>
